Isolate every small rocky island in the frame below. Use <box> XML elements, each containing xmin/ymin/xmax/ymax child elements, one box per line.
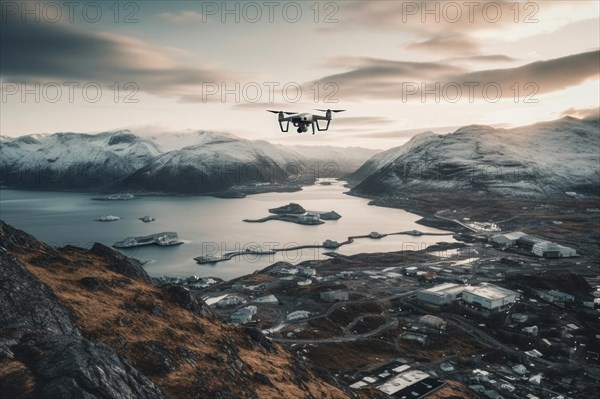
<box><xmin>139</xmin><ymin>215</ymin><xmax>156</xmax><ymax>223</ymax></box>
<box><xmin>244</xmin><ymin>203</ymin><xmax>341</xmax><ymax>225</ymax></box>
<box><xmin>94</xmin><ymin>215</ymin><xmax>121</xmax><ymax>222</ymax></box>
<box><xmin>113</xmin><ymin>232</ymin><xmax>183</xmax><ymax>248</ymax></box>
<box><xmin>91</xmin><ymin>193</ymin><xmax>136</xmax><ymax>201</ymax></box>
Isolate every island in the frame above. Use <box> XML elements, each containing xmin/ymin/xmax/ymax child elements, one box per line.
<box><xmin>113</xmin><ymin>232</ymin><xmax>183</xmax><ymax>248</ymax></box>
<box><xmin>94</xmin><ymin>215</ymin><xmax>121</xmax><ymax>222</ymax></box>
<box><xmin>92</xmin><ymin>193</ymin><xmax>136</xmax><ymax>201</ymax></box>
<box><xmin>139</xmin><ymin>215</ymin><xmax>156</xmax><ymax>223</ymax></box>
<box><xmin>244</xmin><ymin>203</ymin><xmax>341</xmax><ymax>225</ymax></box>
<box><xmin>268</xmin><ymin>202</ymin><xmax>305</xmax><ymax>214</ymax></box>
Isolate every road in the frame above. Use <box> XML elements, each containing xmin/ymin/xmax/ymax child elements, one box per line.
<box><xmin>269</xmin><ymin>319</ymin><xmax>399</xmax><ymax>344</ymax></box>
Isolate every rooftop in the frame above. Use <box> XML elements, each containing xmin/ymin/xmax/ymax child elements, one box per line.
<box><xmin>464</xmin><ymin>284</ymin><xmax>517</xmax><ymax>300</ymax></box>
<box><xmin>422</xmin><ymin>283</ymin><xmax>462</xmax><ymax>293</ymax></box>
<box><xmin>376</xmin><ymin>370</ymin><xmax>430</xmax><ymax>395</ymax></box>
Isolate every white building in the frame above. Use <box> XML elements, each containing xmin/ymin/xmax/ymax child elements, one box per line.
<box><xmin>417</xmin><ymin>283</ymin><xmax>465</xmax><ymax>305</ymax></box>
<box><xmin>418</xmin><ymin>315</ymin><xmax>447</xmax><ymax>331</ymax></box>
<box><xmin>300</xmin><ymin>212</ymin><xmax>320</xmax><ymax>223</ymax></box>
<box><xmin>462</xmin><ymin>284</ymin><xmax>519</xmax><ymax>311</ymax></box>
<box><xmin>230</xmin><ymin>305</ymin><xmax>258</xmax><ymax>324</ymax></box>
<box><xmin>490</xmin><ymin>231</ymin><xmax>526</xmax><ymax>248</ymax></box>
<box><xmin>541</xmin><ymin>290</ymin><xmax>575</xmax><ymax>304</ymax></box>
<box><xmin>376</xmin><ymin>370</ymin><xmax>430</xmax><ymax>396</ymax></box>
<box><xmin>320</xmin><ymin>290</ymin><xmax>348</xmax><ymax>302</ymax></box>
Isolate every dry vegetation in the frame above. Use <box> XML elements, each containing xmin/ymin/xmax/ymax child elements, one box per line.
<box><xmin>11</xmin><ymin>245</ymin><xmax>349</xmax><ymax>399</ymax></box>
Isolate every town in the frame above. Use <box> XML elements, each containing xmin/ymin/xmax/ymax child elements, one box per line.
<box><xmin>174</xmin><ymin>223</ymin><xmax>599</xmax><ymax>399</ymax></box>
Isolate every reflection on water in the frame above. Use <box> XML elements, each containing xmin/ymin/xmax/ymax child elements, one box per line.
<box><xmin>0</xmin><ymin>182</ymin><xmax>454</xmax><ymax>280</ymax></box>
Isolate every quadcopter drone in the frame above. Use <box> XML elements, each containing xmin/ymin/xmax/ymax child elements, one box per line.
<box><xmin>267</xmin><ymin>109</ymin><xmax>345</xmax><ymax>134</ymax></box>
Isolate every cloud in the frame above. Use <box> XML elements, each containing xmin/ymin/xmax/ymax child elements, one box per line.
<box><xmin>330</xmin><ymin>116</ymin><xmax>395</xmax><ymax>127</ymax></box>
<box><xmin>406</xmin><ymin>34</ymin><xmax>480</xmax><ymax>55</ymax></box>
<box><xmin>336</xmin><ymin>1</ymin><xmax>599</xmax><ymax>38</ymax></box>
<box><xmin>561</xmin><ymin>106</ymin><xmax>600</xmax><ymax>120</ymax></box>
<box><xmin>0</xmin><ymin>13</ymin><xmax>245</xmax><ymax>100</ymax></box>
<box><xmin>158</xmin><ymin>11</ymin><xmax>205</xmax><ymax>24</ymax></box>
<box><xmin>446</xmin><ymin>54</ymin><xmax>517</xmax><ymax>63</ymax></box>
<box><xmin>312</xmin><ymin>50</ymin><xmax>600</xmax><ymax>102</ymax></box>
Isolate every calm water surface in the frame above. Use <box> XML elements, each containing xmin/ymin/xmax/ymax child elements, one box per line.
<box><xmin>0</xmin><ymin>182</ymin><xmax>453</xmax><ymax>280</ymax></box>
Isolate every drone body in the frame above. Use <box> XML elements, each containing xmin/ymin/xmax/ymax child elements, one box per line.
<box><xmin>267</xmin><ymin>109</ymin><xmax>345</xmax><ymax>134</ymax></box>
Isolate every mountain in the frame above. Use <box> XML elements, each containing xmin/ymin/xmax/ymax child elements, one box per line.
<box><xmin>0</xmin><ymin>131</ymin><xmax>161</xmax><ymax>189</ymax></box>
<box><xmin>350</xmin><ymin>116</ymin><xmax>600</xmax><ymax>199</ymax></box>
<box><xmin>0</xmin><ymin>220</ymin><xmax>349</xmax><ymax>399</ymax></box>
<box><xmin>122</xmin><ymin>132</ymin><xmax>309</xmax><ymax>193</ymax></box>
<box><xmin>0</xmin><ymin>130</ymin><xmax>380</xmax><ymax>194</ymax></box>
<box><xmin>281</xmin><ymin>145</ymin><xmax>382</xmax><ymax>177</ymax></box>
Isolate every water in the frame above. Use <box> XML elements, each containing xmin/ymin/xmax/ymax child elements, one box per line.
<box><xmin>0</xmin><ymin>182</ymin><xmax>453</xmax><ymax>280</ymax></box>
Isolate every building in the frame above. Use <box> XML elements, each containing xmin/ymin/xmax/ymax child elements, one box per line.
<box><xmin>511</xmin><ymin>313</ymin><xmax>528</xmax><ymax>323</ymax></box>
<box><xmin>517</xmin><ymin>235</ymin><xmax>577</xmax><ymax>257</ymax></box>
<box><xmin>541</xmin><ymin>290</ymin><xmax>575</xmax><ymax>304</ymax></box>
<box><xmin>217</xmin><ymin>296</ymin><xmax>244</xmax><ymax>307</ymax></box>
<box><xmin>418</xmin><ymin>315</ymin><xmax>447</xmax><ymax>332</ymax></box>
<box><xmin>320</xmin><ymin>290</ymin><xmax>348</xmax><ymax>302</ymax></box>
<box><xmin>230</xmin><ymin>305</ymin><xmax>257</xmax><ymax>324</ymax></box>
<box><xmin>517</xmin><ymin>235</ymin><xmax>542</xmax><ymax>251</ymax></box>
<box><xmin>298</xmin><ymin>266</ymin><xmax>316</xmax><ymax>277</ymax></box>
<box><xmin>417</xmin><ymin>283</ymin><xmax>465</xmax><ymax>305</ymax></box>
<box><xmin>376</xmin><ymin>369</ymin><xmax>439</xmax><ymax>397</ymax></box>
<box><xmin>490</xmin><ymin>231</ymin><xmax>526</xmax><ymax>248</ymax></box>
<box><xmin>400</xmin><ymin>332</ymin><xmax>428</xmax><ymax>345</ymax></box>
<box><xmin>532</xmin><ymin>241</ymin><xmax>577</xmax><ymax>258</ymax></box>
<box><xmin>462</xmin><ymin>284</ymin><xmax>519</xmax><ymax>311</ymax></box>
<box><xmin>300</xmin><ymin>212</ymin><xmax>320</xmax><ymax>223</ymax></box>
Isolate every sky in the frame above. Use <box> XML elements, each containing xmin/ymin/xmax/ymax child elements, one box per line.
<box><xmin>1</xmin><ymin>0</ymin><xmax>599</xmax><ymax>149</ymax></box>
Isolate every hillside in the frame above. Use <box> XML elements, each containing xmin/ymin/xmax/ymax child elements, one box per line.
<box><xmin>0</xmin><ymin>130</ymin><xmax>379</xmax><ymax>194</ymax></box>
<box><xmin>0</xmin><ymin>220</ymin><xmax>350</xmax><ymax>399</ymax></box>
<box><xmin>350</xmin><ymin>116</ymin><xmax>600</xmax><ymax>199</ymax></box>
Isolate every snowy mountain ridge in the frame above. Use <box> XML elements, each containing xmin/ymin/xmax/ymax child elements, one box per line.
<box><xmin>350</xmin><ymin>116</ymin><xmax>600</xmax><ymax>199</ymax></box>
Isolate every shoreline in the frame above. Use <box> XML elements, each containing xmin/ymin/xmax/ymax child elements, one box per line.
<box><xmin>194</xmin><ymin>229</ymin><xmax>453</xmax><ymax>264</ymax></box>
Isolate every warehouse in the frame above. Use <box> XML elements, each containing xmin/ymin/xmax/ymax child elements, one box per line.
<box><xmin>517</xmin><ymin>235</ymin><xmax>577</xmax><ymax>258</ymax></box>
<box><xmin>417</xmin><ymin>283</ymin><xmax>465</xmax><ymax>305</ymax></box>
<box><xmin>531</xmin><ymin>242</ymin><xmax>577</xmax><ymax>258</ymax></box>
<box><xmin>462</xmin><ymin>284</ymin><xmax>519</xmax><ymax>311</ymax></box>
<box><xmin>490</xmin><ymin>231</ymin><xmax>526</xmax><ymax>248</ymax></box>
<box><xmin>320</xmin><ymin>290</ymin><xmax>349</xmax><ymax>303</ymax></box>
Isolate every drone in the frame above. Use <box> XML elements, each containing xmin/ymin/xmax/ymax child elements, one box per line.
<box><xmin>267</xmin><ymin>109</ymin><xmax>345</xmax><ymax>134</ymax></box>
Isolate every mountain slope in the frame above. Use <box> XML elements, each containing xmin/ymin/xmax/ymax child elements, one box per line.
<box><xmin>0</xmin><ymin>131</ymin><xmax>161</xmax><ymax>189</ymax></box>
<box><xmin>351</xmin><ymin>116</ymin><xmax>600</xmax><ymax>199</ymax></box>
<box><xmin>1</xmin><ymin>130</ymin><xmax>380</xmax><ymax>193</ymax></box>
<box><xmin>122</xmin><ymin>132</ymin><xmax>310</xmax><ymax>193</ymax></box>
<box><xmin>0</xmin><ymin>220</ymin><xmax>350</xmax><ymax>398</ymax></box>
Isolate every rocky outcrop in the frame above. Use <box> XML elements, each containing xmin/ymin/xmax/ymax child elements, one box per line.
<box><xmin>268</xmin><ymin>202</ymin><xmax>306</xmax><ymax>214</ymax></box>
<box><xmin>0</xmin><ymin>220</ymin><xmax>350</xmax><ymax>399</ymax></box>
<box><xmin>89</xmin><ymin>243</ymin><xmax>153</xmax><ymax>283</ymax></box>
<box><xmin>0</xmin><ymin>247</ymin><xmax>167</xmax><ymax>399</ymax></box>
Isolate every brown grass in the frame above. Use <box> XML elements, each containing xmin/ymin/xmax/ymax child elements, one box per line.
<box><xmin>13</xmin><ymin>249</ymin><xmax>349</xmax><ymax>399</ymax></box>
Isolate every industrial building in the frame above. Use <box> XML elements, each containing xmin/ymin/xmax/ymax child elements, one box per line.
<box><xmin>541</xmin><ymin>290</ymin><xmax>575</xmax><ymax>304</ymax></box>
<box><xmin>418</xmin><ymin>315</ymin><xmax>447</xmax><ymax>332</ymax></box>
<box><xmin>417</xmin><ymin>283</ymin><xmax>465</xmax><ymax>305</ymax></box>
<box><xmin>517</xmin><ymin>235</ymin><xmax>577</xmax><ymax>258</ymax></box>
<box><xmin>490</xmin><ymin>231</ymin><xmax>526</xmax><ymax>248</ymax></box>
<box><xmin>320</xmin><ymin>290</ymin><xmax>349</xmax><ymax>302</ymax></box>
<box><xmin>230</xmin><ymin>305</ymin><xmax>257</xmax><ymax>324</ymax></box>
<box><xmin>462</xmin><ymin>284</ymin><xmax>519</xmax><ymax>311</ymax></box>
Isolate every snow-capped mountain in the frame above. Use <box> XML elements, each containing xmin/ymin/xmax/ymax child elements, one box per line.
<box><xmin>122</xmin><ymin>132</ymin><xmax>310</xmax><ymax>193</ymax></box>
<box><xmin>0</xmin><ymin>131</ymin><xmax>161</xmax><ymax>189</ymax></box>
<box><xmin>280</xmin><ymin>145</ymin><xmax>381</xmax><ymax>177</ymax></box>
<box><xmin>1</xmin><ymin>130</ymin><xmax>379</xmax><ymax>193</ymax></box>
<box><xmin>351</xmin><ymin>116</ymin><xmax>600</xmax><ymax>199</ymax></box>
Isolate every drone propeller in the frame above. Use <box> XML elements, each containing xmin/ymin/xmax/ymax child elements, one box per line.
<box><xmin>267</xmin><ymin>110</ymin><xmax>297</xmax><ymax>115</ymax></box>
<box><xmin>315</xmin><ymin>109</ymin><xmax>346</xmax><ymax>113</ymax></box>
